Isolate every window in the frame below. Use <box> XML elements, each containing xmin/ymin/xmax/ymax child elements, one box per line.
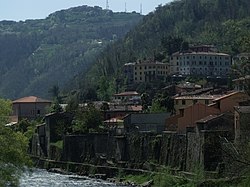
<box><xmin>182</xmin><ymin>100</ymin><xmax>186</xmax><ymax>105</ymax></box>
<box><xmin>37</xmin><ymin>110</ymin><xmax>40</xmax><ymax>115</ymax></box>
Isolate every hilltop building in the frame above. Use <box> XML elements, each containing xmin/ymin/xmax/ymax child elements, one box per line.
<box><xmin>124</xmin><ymin>59</ymin><xmax>169</xmax><ymax>84</ymax></box>
<box><xmin>170</xmin><ymin>45</ymin><xmax>231</xmax><ymax>77</ymax></box>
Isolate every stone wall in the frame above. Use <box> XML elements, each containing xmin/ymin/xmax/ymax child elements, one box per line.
<box><xmin>62</xmin><ymin>132</ymin><xmax>186</xmax><ymax>170</ymax></box>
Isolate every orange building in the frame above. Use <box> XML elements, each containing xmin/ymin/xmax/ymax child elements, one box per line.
<box><xmin>167</xmin><ymin>91</ymin><xmax>249</xmax><ymax>133</ymax></box>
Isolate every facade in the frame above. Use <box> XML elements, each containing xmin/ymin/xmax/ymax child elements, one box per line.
<box><xmin>174</xmin><ymin>95</ymin><xmax>220</xmax><ymax>114</ymax></box>
<box><xmin>168</xmin><ymin>91</ymin><xmax>249</xmax><ymax>134</ymax></box>
<box><xmin>113</xmin><ymin>91</ymin><xmax>141</xmax><ymax>104</ymax></box>
<box><xmin>12</xmin><ymin>96</ymin><xmax>51</xmax><ymax>121</ymax></box>
<box><xmin>124</xmin><ymin>113</ymin><xmax>171</xmax><ymax>133</ymax></box>
<box><xmin>124</xmin><ymin>60</ymin><xmax>169</xmax><ymax>84</ymax></box>
<box><xmin>170</xmin><ymin>45</ymin><xmax>231</xmax><ymax>77</ymax></box>
<box><xmin>166</xmin><ymin>103</ymin><xmax>220</xmax><ymax>133</ymax></box>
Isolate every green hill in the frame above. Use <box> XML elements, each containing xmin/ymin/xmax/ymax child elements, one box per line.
<box><xmin>0</xmin><ymin>5</ymin><xmax>142</xmax><ymax>99</ymax></box>
<box><xmin>76</xmin><ymin>0</ymin><xmax>250</xmax><ymax>101</ymax></box>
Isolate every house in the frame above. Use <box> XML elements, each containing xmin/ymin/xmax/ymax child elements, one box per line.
<box><xmin>113</xmin><ymin>91</ymin><xmax>141</xmax><ymax>104</ymax></box>
<box><xmin>173</xmin><ymin>95</ymin><xmax>220</xmax><ymax>114</ymax></box>
<box><xmin>12</xmin><ymin>96</ymin><xmax>51</xmax><ymax>121</ymax></box>
<box><xmin>103</xmin><ymin>104</ymin><xmax>142</xmax><ymax>121</ymax></box>
<box><xmin>124</xmin><ymin>113</ymin><xmax>171</xmax><ymax>133</ymax></box>
<box><xmin>170</xmin><ymin>45</ymin><xmax>231</xmax><ymax>77</ymax></box>
<box><xmin>167</xmin><ymin>91</ymin><xmax>249</xmax><ymax>134</ymax></box>
<box><xmin>167</xmin><ymin>103</ymin><xmax>220</xmax><ymax>133</ymax></box>
<box><xmin>124</xmin><ymin>59</ymin><xmax>169</xmax><ymax>84</ymax></box>
<box><xmin>209</xmin><ymin>91</ymin><xmax>249</xmax><ymax>113</ymax></box>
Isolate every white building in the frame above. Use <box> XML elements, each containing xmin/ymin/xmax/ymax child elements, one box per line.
<box><xmin>170</xmin><ymin>45</ymin><xmax>231</xmax><ymax>77</ymax></box>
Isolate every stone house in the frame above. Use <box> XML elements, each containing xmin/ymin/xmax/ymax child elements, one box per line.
<box><xmin>12</xmin><ymin>96</ymin><xmax>51</xmax><ymax>121</ymax></box>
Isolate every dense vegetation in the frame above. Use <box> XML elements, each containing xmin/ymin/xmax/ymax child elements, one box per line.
<box><xmin>0</xmin><ymin>99</ymin><xmax>31</xmax><ymax>186</ymax></box>
<box><xmin>73</xmin><ymin>0</ymin><xmax>250</xmax><ymax>102</ymax></box>
<box><xmin>0</xmin><ymin>6</ymin><xmax>142</xmax><ymax>99</ymax></box>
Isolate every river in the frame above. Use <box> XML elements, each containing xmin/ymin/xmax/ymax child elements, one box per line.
<box><xmin>19</xmin><ymin>169</ymin><xmax>122</xmax><ymax>187</ymax></box>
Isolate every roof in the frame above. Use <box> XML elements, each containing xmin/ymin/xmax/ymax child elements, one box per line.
<box><xmin>196</xmin><ymin>114</ymin><xmax>222</xmax><ymax>124</ymax></box>
<box><xmin>212</xmin><ymin>91</ymin><xmax>239</xmax><ymax>102</ymax></box>
<box><xmin>13</xmin><ymin>96</ymin><xmax>51</xmax><ymax>104</ymax></box>
<box><xmin>174</xmin><ymin>95</ymin><xmax>221</xmax><ymax>100</ymax></box>
<box><xmin>114</xmin><ymin>91</ymin><xmax>139</xmax><ymax>97</ymax></box>
<box><xmin>172</xmin><ymin>51</ymin><xmax>230</xmax><ymax>56</ymax></box>
<box><xmin>234</xmin><ymin>106</ymin><xmax>250</xmax><ymax>114</ymax></box>
<box><xmin>124</xmin><ymin>113</ymin><xmax>171</xmax><ymax>124</ymax></box>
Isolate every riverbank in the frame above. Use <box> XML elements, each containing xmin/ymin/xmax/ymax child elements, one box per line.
<box><xmin>30</xmin><ymin>155</ymin><xmax>243</xmax><ymax>187</ymax></box>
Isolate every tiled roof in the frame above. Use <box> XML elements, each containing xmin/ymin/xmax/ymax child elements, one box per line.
<box><xmin>13</xmin><ymin>96</ymin><xmax>51</xmax><ymax>103</ymax></box>
<box><xmin>212</xmin><ymin>92</ymin><xmax>239</xmax><ymax>102</ymax></box>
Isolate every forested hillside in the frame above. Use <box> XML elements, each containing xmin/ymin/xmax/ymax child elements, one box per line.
<box><xmin>0</xmin><ymin>5</ymin><xmax>142</xmax><ymax>99</ymax></box>
<box><xmin>76</xmin><ymin>0</ymin><xmax>250</xmax><ymax>101</ymax></box>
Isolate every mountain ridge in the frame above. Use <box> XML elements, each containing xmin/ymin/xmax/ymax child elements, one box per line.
<box><xmin>0</xmin><ymin>5</ymin><xmax>142</xmax><ymax>99</ymax></box>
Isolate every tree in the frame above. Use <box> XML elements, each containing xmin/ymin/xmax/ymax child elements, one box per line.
<box><xmin>72</xmin><ymin>103</ymin><xmax>103</xmax><ymax>134</ymax></box>
<box><xmin>0</xmin><ymin>99</ymin><xmax>31</xmax><ymax>186</ymax></box>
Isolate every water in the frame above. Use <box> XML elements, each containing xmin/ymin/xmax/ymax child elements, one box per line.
<box><xmin>19</xmin><ymin>169</ymin><xmax>121</xmax><ymax>187</ymax></box>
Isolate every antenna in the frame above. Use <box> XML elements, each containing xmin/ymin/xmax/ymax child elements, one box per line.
<box><xmin>106</xmin><ymin>0</ymin><xmax>109</xmax><ymax>10</ymax></box>
<box><xmin>125</xmin><ymin>2</ymin><xmax>127</xmax><ymax>13</ymax></box>
<box><xmin>140</xmin><ymin>3</ymin><xmax>142</xmax><ymax>14</ymax></box>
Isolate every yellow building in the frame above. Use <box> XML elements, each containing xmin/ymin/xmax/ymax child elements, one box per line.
<box><xmin>124</xmin><ymin>60</ymin><xmax>169</xmax><ymax>83</ymax></box>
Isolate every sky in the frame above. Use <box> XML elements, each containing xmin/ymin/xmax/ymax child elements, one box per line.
<box><xmin>0</xmin><ymin>0</ymin><xmax>172</xmax><ymax>21</ymax></box>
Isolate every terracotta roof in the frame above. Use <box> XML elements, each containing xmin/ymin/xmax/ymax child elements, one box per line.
<box><xmin>212</xmin><ymin>92</ymin><xmax>239</xmax><ymax>102</ymax></box>
<box><xmin>13</xmin><ymin>96</ymin><xmax>51</xmax><ymax>103</ymax></box>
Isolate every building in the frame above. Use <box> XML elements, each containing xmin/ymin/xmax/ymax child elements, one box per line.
<box><xmin>12</xmin><ymin>96</ymin><xmax>52</xmax><ymax>121</ymax></box>
<box><xmin>113</xmin><ymin>91</ymin><xmax>141</xmax><ymax>104</ymax></box>
<box><xmin>170</xmin><ymin>45</ymin><xmax>231</xmax><ymax>77</ymax></box>
<box><xmin>233</xmin><ymin>75</ymin><xmax>250</xmax><ymax>92</ymax></box>
<box><xmin>174</xmin><ymin>95</ymin><xmax>220</xmax><ymax>114</ymax></box>
<box><xmin>124</xmin><ymin>113</ymin><xmax>171</xmax><ymax>133</ymax></box>
<box><xmin>168</xmin><ymin>91</ymin><xmax>249</xmax><ymax>133</ymax></box>
<box><xmin>124</xmin><ymin>60</ymin><xmax>169</xmax><ymax>84</ymax></box>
